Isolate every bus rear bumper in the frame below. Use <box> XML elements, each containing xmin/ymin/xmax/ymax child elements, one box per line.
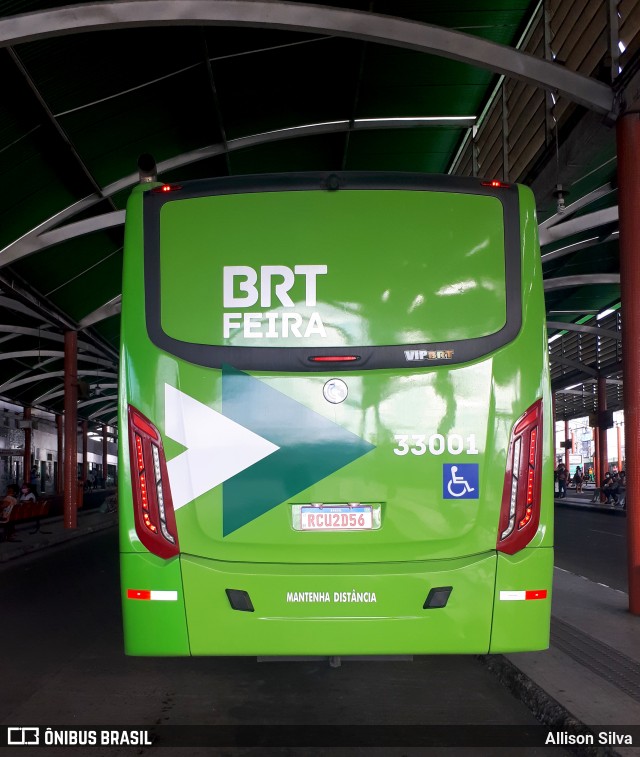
<box><xmin>121</xmin><ymin>548</ymin><xmax>553</xmax><ymax>656</ymax></box>
<box><xmin>180</xmin><ymin>552</ymin><xmax>499</xmax><ymax>656</ymax></box>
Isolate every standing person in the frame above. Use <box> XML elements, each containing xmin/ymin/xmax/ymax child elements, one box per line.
<box><xmin>573</xmin><ymin>466</ymin><xmax>584</xmax><ymax>493</ymax></box>
<box><xmin>556</xmin><ymin>462</ymin><xmax>568</xmax><ymax>498</ymax></box>
<box><xmin>1</xmin><ymin>484</ymin><xmax>19</xmax><ymax>541</ymax></box>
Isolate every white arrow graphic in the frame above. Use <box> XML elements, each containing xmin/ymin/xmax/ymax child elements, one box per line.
<box><xmin>164</xmin><ymin>384</ymin><xmax>279</xmax><ymax>511</ymax></box>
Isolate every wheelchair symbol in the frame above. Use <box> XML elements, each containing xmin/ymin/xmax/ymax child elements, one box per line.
<box><xmin>443</xmin><ymin>464</ymin><xmax>479</xmax><ymax>499</ymax></box>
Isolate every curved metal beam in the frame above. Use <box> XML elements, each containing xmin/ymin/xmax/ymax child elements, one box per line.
<box><xmin>539</xmin><ymin>206</ymin><xmax>619</xmax><ymax>246</ymax></box>
<box><xmin>0</xmin><ymin>325</ymin><xmax>104</xmax><ymax>354</ymax></box>
<box><xmin>77</xmin><ymin>393</ymin><xmax>118</xmax><ymax>409</ymax></box>
<box><xmin>0</xmin><ymin>349</ymin><xmax>115</xmax><ymax>366</ymax></box>
<box><xmin>2</xmin><ymin>211</ymin><xmax>126</xmax><ymax>263</ymax></box>
<box><xmin>1</xmin><ymin>118</ymin><xmax>471</xmax><ymax>268</ymax></box>
<box><xmin>0</xmin><ymin>369</ymin><xmax>117</xmax><ymax>394</ymax></box>
<box><xmin>0</xmin><ymin>295</ymin><xmax>50</xmax><ymax>322</ymax></box>
<box><xmin>88</xmin><ymin>403</ymin><xmax>117</xmax><ymax>420</ymax></box>
<box><xmin>78</xmin><ymin>295</ymin><xmax>122</xmax><ymax>329</ymax></box>
<box><xmin>539</xmin><ymin>184</ymin><xmax>615</xmax><ymax>232</ymax></box>
<box><xmin>0</xmin><ymin>2</ymin><xmax>613</xmax><ymax>113</ymax></box>
<box><xmin>546</xmin><ymin>321</ymin><xmax>621</xmax><ymax>340</ymax></box>
<box><xmin>544</xmin><ymin>274</ymin><xmax>620</xmax><ymax>291</ymax></box>
<box><xmin>32</xmin><ymin>383</ymin><xmax>118</xmax><ymax>405</ymax></box>
<box><xmin>548</xmin><ymin>356</ymin><xmax>599</xmax><ymax>377</ymax></box>
<box><xmin>540</xmin><ymin>233</ymin><xmax>618</xmax><ymax>263</ymax></box>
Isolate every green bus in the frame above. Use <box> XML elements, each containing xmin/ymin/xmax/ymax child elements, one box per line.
<box><xmin>119</xmin><ymin>171</ymin><xmax>553</xmax><ymax>656</ymax></box>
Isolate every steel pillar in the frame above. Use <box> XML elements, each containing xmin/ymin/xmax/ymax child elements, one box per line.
<box><xmin>63</xmin><ymin>330</ymin><xmax>78</xmax><ymax>529</ymax></box>
<box><xmin>82</xmin><ymin>419</ymin><xmax>88</xmax><ymax>485</ymax></box>
<box><xmin>598</xmin><ymin>374</ymin><xmax>608</xmax><ymax>483</ymax></box>
<box><xmin>617</xmin><ymin>424</ymin><xmax>623</xmax><ymax>470</ymax></box>
<box><xmin>616</xmin><ymin>110</ymin><xmax>640</xmax><ymax>614</ymax></box>
<box><xmin>56</xmin><ymin>414</ymin><xmax>63</xmax><ymax>494</ymax></box>
<box><xmin>564</xmin><ymin>420</ymin><xmax>570</xmax><ymax>471</ymax></box>
<box><xmin>22</xmin><ymin>406</ymin><xmax>31</xmax><ymax>485</ymax></box>
<box><xmin>102</xmin><ymin>425</ymin><xmax>108</xmax><ymax>486</ymax></box>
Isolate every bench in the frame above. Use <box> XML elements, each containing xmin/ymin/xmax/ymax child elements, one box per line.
<box><xmin>3</xmin><ymin>499</ymin><xmax>51</xmax><ymax>534</ymax></box>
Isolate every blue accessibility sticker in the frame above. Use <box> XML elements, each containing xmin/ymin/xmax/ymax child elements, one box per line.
<box><xmin>443</xmin><ymin>463</ymin><xmax>479</xmax><ymax>499</ymax></box>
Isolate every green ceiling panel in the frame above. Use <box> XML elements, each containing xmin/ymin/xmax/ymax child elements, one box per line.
<box><xmin>0</xmin><ymin>0</ymin><xmax>624</xmax><ymax>422</ymax></box>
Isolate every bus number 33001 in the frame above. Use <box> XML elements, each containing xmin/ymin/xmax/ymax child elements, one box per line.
<box><xmin>393</xmin><ymin>433</ymin><xmax>479</xmax><ymax>456</ymax></box>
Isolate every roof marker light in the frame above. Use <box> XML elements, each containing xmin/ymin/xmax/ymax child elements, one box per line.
<box><xmin>151</xmin><ymin>184</ymin><xmax>182</xmax><ymax>194</ymax></box>
<box><xmin>481</xmin><ymin>180</ymin><xmax>510</xmax><ymax>188</ymax></box>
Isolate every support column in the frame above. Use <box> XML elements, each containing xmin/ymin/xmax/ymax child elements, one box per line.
<box><xmin>617</xmin><ymin>424</ymin><xmax>623</xmax><ymax>470</ymax></box>
<box><xmin>564</xmin><ymin>419</ymin><xmax>570</xmax><ymax>471</ymax></box>
<box><xmin>616</xmin><ymin>110</ymin><xmax>640</xmax><ymax>614</ymax></box>
<box><xmin>56</xmin><ymin>415</ymin><xmax>63</xmax><ymax>494</ymax></box>
<box><xmin>82</xmin><ymin>420</ymin><xmax>88</xmax><ymax>486</ymax></box>
<box><xmin>63</xmin><ymin>330</ymin><xmax>78</xmax><ymax>529</ymax></box>
<box><xmin>594</xmin><ymin>428</ymin><xmax>600</xmax><ymax>487</ymax></box>
<box><xmin>22</xmin><ymin>406</ymin><xmax>32</xmax><ymax>486</ymax></box>
<box><xmin>102</xmin><ymin>425</ymin><xmax>109</xmax><ymax>487</ymax></box>
<box><xmin>598</xmin><ymin>374</ymin><xmax>608</xmax><ymax>482</ymax></box>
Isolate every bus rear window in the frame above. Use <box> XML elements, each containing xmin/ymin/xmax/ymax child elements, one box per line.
<box><xmin>158</xmin><ymin>189</ymin><xmax>506</xmax><ymax>349</ymax></box>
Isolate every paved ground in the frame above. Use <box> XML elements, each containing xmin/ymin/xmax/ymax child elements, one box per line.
<box><xmin>0</xmin><ymin>491</ymin><xmax>638</xmax><ymax>756</ymax></box>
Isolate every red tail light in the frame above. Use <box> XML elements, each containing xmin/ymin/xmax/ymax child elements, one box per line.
<box><xmin>497</xmin><ymin>399</ymin><xmax>543</xmax><ymax>555</ymax></box>
<box><xmin>128</xmin><ymin>405</ymin><xmax>179</xmax><ymax>558</ymax></box>
<box><xmin>308</xmin><ymin>355</ymin><xmax>360</xmax><ymax>363</ymax></box>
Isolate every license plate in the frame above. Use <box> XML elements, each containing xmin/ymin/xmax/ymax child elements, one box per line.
<box><xmin>293</xmin><ymin>505</ymin><xmax>378</xmax><ymax>531</ymax></box>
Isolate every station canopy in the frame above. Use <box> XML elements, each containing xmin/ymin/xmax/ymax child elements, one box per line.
<box><xmin>0</xmin><ymin>0</ymin><xmax>637</xmax><ymax>429</ymax></box>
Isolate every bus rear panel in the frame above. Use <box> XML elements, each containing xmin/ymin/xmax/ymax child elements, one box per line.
<box><xmin>119</xmin><ymin>173</ymin><xmax>552</xmax><ymax>656</ymax></box>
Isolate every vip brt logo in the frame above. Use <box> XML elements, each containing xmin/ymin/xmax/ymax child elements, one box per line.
<box><xmin>443</xmin><ymin>464</ymin><xmax>479</xmax><ymax>499</ymax></box>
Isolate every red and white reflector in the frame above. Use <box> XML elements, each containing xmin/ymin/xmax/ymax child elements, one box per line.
<box><xmin>127</xmin><ymin>589</ymin><xmax>178</xmax><ymax>601</ymax></box>
<box><xmin>128</xmin><ymin>405</ymin><xmax>179</xmax><ymax>559</ymax></box>
<box><xmin>499</xmin><ymin>590</ymin><xmax>548</xmax><ymax>601</ymax></box>
<box><xmin>497</xmin><ymin>399</ymin><xmax>544</xmax><ymax>555</ymax></box>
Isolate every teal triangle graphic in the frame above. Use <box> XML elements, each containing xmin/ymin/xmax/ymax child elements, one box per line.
<box><xmin>222</xmin><ymin>365</ymin><xmax>375</xmax><ymax>535</ymax></box>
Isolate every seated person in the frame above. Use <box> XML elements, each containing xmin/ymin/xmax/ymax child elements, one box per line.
<box><xmin>19</xmin><ymin>483</ymin><xmax>36</xmax><ymax>504</ymax></box>
<box><xmin>603</xmin><ymin>473</ymin><xmax>618</xmax><ymax>504</ymax></box>
<box><xmin>611</xmin><ymin>471</ymin><xmax>626</xmax><ymax>506</ymax></box>
<box><xmin>1</xmin><ymin>485</ymin><xmax>20</xmax><ymax>541</ymax></box>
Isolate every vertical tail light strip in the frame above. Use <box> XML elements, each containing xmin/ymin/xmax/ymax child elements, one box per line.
<box><xmin>497</xmin><ymin>399</ymin><xmax>543</xmax><ymax>555</ymax></box>
<box><xmin>128</xmin><ymin>406</ymin><xmax>179</xmax><ymax>558</ymax></box>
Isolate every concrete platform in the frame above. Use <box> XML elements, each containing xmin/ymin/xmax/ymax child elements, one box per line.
<box><xmin>0</xmin><ymin>504</ymin><xmax>117</xmax><ymax>562</ymax></box>
<box><xmin>1</xmin><ymin>496</ymin><xmax>638</xmax><ymax>755</ymax></box>
<box><xmin>555</xmin><ymin>485</ymin><xmax>628</xmax><ymax>516</ymax></box>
